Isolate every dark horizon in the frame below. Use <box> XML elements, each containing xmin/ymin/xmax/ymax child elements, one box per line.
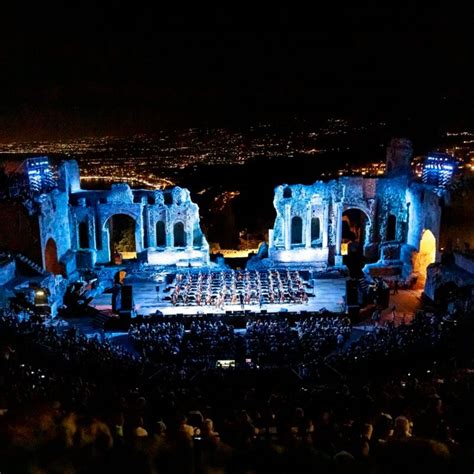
<box><xmin>1</xmin><ymin>5</ymin><xmax>473</xmax><ymax>140</ymax></box>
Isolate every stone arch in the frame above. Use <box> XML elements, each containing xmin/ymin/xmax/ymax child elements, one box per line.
<box><xmin>386</xmin><ymin>214</ymin><xmax>397</xmax><ymax>241</ymax></box>
<box><xmin>341</xmin><ymin>207</ymin><xmax>370</xmax><ymax>255</ymax></box>
<box><xmin>311</xmin><ymin>216</ymin><xmax>320</xmax><ymax>243</ymax></box>
<box><xmin>44</xmin><ymin>237</ymin><xmax>63</xmax><ymax>275</ymax></box>
<box><xmin>104</xmin><ymin>214</ymin><xmax>138</xmax><ymax>260</ymax></box>
<box><xmin>414</xmin><ymin>229</ymin><xmax>436</xmax><ymax>288</ymax></box>
<box><xmin>291</xmin><ymin>216</ymin><xmax>303</xmax><ymax>245</ymax></box>
<box><xmin>174</xmin><ymin>221</ymin><xmax>186</xmax><ymax>247</ymax></box>
<box><xmin>78</xmin><ymin>221</ymin><xmax>89</xmax><ymax>249</ymax></box>
<box><xmin>100</xmin><ymin>208</ymin><xmax>141</xmax><ymax>230</ymax></box>
<box><xmin>156</xmin><ymin>220</ymin><xmax>166</xmax><ymax>247</ymax></box>
<box><xmin>343</xmin><ymin>205</ymin><xmax>372</xmax><ymax>226</ymax></box>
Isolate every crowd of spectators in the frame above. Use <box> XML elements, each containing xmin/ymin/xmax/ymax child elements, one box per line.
<box><xmin>186</xmin><ymin>320</ymin><xmax>240</xmax><ymax>362</ymax></box>
<box><xmin>129</xmin><ymin>319</ymin><xmax>241</xmax><ymax>367</ymax></box>
<box><xmin>325</xmin><ymin>310</ymin><xmax>457</xmax><ymax>376</ymax></box>
<box><xmin>128</xmin><ymin>314</ymin><xmax>352</xmax><ymax>368</ymax></box>
<box><xmin>0</xmin><ymin>301</ymin><xmax>473</xmax><ymax>472</ymax></box>
<box><xmin>245</xmin><ymin>319</ymin><xmax>298</xmax><ymax>365</ymax></box>
<box><xmin>129</xmin><ymin>321</ymin><xmax>185</xmax><ymax>361</ymax></box>
<box><xmin>297</xmin><ymin>315</ymin><xmax>352</xmax><ymax>364</ymax></box>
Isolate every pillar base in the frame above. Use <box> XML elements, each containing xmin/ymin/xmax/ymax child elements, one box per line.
<box><xmin>334</xmin><ymin>255</ymin><xmax>344</xmax><ymax>267</ymax></box>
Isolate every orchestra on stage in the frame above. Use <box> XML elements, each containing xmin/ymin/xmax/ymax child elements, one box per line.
<box><xmin>171</xmin><ymin>269</ymin><xmax>309</xmax><ymax>308</ymax></box>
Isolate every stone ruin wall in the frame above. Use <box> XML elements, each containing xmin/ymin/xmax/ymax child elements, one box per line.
<box><xmin>268</xmin><ymin>172</ymin><xmax>445</xmax><ymax>288</ymax></box>
<box><xmin>23</xmin><ymin>160</ymin><xmax>210</xmax><ymax>273</ymax></box>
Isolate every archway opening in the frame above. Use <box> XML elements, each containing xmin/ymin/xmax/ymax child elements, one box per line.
<box><xmin>386</xmin><ymin>214</ymin><xmax>397</xmax><ymax>241</ymax></box>
<box><xmin>341</xmin><ymin>208</ymin><xmax>369</xmax><ymax>277</ymax></box>
<box><xmin>164</xmin><ymin>192</ymin><xmax>173</xmax><ymax>206</ymax></box>
<box><xmin>311</xmin><ymin>217</ymin><xmax>320</xmax><ymax>246</ymax></box>
<box><xmin>156</xmin><ymin>220</ymin><xmax>166</xmax><ymax>247</ymax></box>
<box><xmin>414</xmin><ymin>229</ymin><xmax>436</xmax><ymax>288</ymax></box>
<box><xmin>174</xmin><ymin>222</ymin><xmax>186</xmax><ymax>247</ymax></box>
<box><xmin>193</xmin><ymin>226</ymin><xmax>203</xmax><ymax>247</ymax></box>
<box><xmin>78</xmin><ymin>221</ymin><xmax>89</xmax><ymax>249</ymax></box>
<box><xmin>283</xmin><ymin>187</ymin><xmax>292</xmax><ymax>198</ymax></box>
<box><xmin>107</xmin><ymin>214</ymin><xmax>137</xmax><ymax>260</ymax></box>
<box><xmin>342</xmin><ymin>208</ymin><xmax>368</xmax><ymax>256</ymax></box>
<box><xmin>291</xmin><ymin>216</ymin><xmax>303</xmax><ymax>245</ymax></box>
<box><xmin>45</xmin><ymin>238</ymin><xmax>63</xmax><ymax>275</ymax></box>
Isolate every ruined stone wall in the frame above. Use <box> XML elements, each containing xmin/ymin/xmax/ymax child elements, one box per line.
<box><xmin>269</xmin><ymin>181</ymin><xmax>330</xmax><ymax>264</ymax></box>
<box><xmin>144</xmin><ymin>187</ymin><xmax>204</xmax><ymax>251</ymax></box>
<box><xmin>57</xmin><ymin>160</ymin><xmax>81</xmax><ymax>194</ymax></box>
<box><xmin>69</xmin><ymin>178</ymin><xmax>209</xmax><ymax>266</ymax></box>
<box><xmin>385</xmin><ymin>138</ymin><xmax>413</xmax><ymax>176</ymax></box>
<box><xmin>337</xmin><ymin>176</ymin><xmax>377</xmax><ymax>248</ymax></box>
<box><xmin>94</xmin><ymin>184</ymin><xmax>144</xmax><ymax>263</ymax></box>
<box><xmin>375</xmin><ymin>176</ymin><xmax>409</xmax><ymax>243</ymax></box>
<box><xmin>268</xmin><ymin>173</ymin><xmax>439</xmax><ymax>271</ymax></box>
<box><xmin>269</xmin><ymin>177</ymin><xmax>383</xmax><ymax>264</ymax></box>
<box><xmin>394</xmin><ymin>183</ymin><xmax>444</xmax><ymax>284</ymax></box>
<box><xmin>0</xmin><ymin>158</ymin><xmax>209</xmax><ymax>273</ymax></box>
<box><xmin>38</xmin><ymin>188</ymin><xmax>74</xmax><ymax>275</ymax></box>
<box><xmin>406</xmin><ymin>183</ymin><xmax>444</xmax><ymax>252</ymax></box>
<box><xmin>0</xmin><ymin>160</ymin><xmax>77</xmax><ymax>274</ymax></box>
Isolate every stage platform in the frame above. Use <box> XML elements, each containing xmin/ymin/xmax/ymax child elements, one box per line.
<box><xmin>90</xmin><ymin>277</ymin><xmax>347</xmax><ymax>316</ymax></box>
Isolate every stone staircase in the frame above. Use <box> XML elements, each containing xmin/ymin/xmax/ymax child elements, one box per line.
<box><xmin>358</xmin><ymin>275</ymin><xmax>370</xmax><ymax>293</ymax></box>
<box><xmin>15</xmin><ymin>253</ymin><xmax>47</xmax><ymax>276</ymax></box>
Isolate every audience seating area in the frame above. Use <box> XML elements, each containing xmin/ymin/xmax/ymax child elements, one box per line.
<box><xmin>0</xmin><ymin>298</ymin><xmax>473</xmax><ymax>473</ymax></box>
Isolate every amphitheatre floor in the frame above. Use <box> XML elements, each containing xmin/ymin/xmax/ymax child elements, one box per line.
<box><xmin>56</xmin><ymin>284</ymin><xmax>423</xmax><ymax>355</ymax></box>
<box><xmin>91</xmin><ymin>277</ymin><xmax>348</xmax><ymax>316</ymax></box>
<box><xmin>89</xmin><ymin>277</ymin><xmax>422</xmax><ymax>322</ymax></box>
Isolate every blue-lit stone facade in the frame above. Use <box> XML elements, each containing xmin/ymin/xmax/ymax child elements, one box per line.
<box><xmin>268</xmin><ymin>139</ymin><xmax>447</xmax><ymax>286</ymax></box>
<box><xmin>0</xmin><ymin>139</ymin><xmax>453</xmax><ymax>295</ymax></box>
<box><xmin>70</xmin><ymin>181</ymin><xmax>209</xmax><ymax>267</ymax></box>
<box><xmin>0</xmin><ymin>159</ymin><xmax>209</xmax><ymax>275</ymax></box>
<box><xmin>269</xmin><ymin>176</ymin><xmax>408</xmax><ymax>266</ymax></box>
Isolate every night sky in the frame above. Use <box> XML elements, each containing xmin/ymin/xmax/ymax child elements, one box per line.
<box><xmin>1</xmin><ymin>5</ymin><xmax>473</xmax><ymax>139</ymax></box>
